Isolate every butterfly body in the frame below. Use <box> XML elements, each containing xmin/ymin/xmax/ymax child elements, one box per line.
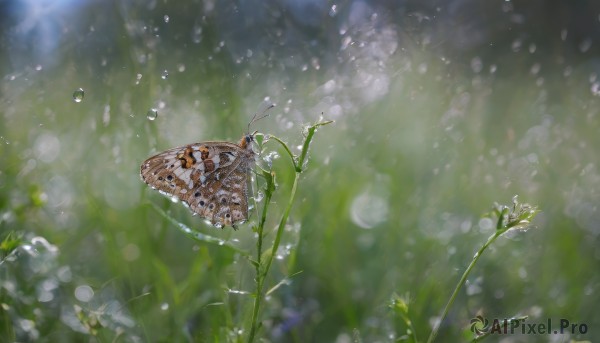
<box><xmin>141</xmin><ymin>134</ymin><xmax>256</xmax><ymax>228</ymax></box>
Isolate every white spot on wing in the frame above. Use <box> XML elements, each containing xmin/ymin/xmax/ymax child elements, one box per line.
<box><xmin>174</xmin><ymin>167</ymin><xmax>185</xmax><ymax>178</ymax></box>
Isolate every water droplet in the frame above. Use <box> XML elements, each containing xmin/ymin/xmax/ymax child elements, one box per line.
<box><xmin>591</xmin><ymin>82</ymin><xmax>600</xmax><ymax>96</ymax></box>
<box><xmin>530</xmin><ymin>63</ymin><xmax>541</xmax><ymax>75</ymax></box>
<box><xmin>19</xmin><ymin>319</ymin><xmax>35</xmax><ymax>333</ymax></box>
<box><xmin>350</xmin><ymin>190</ymin><xmax>389</xmax><ymax>229</ymax></box>
<box><xmin>163</xmin><ymin>15</ymin><xmax>170</xmax><ymax>23</ymax></box>
<box><xmin>528</xmin><ymin>43</ymin><xmax>537</xmax><ymax>53</ymax></box>
<box><xmin>122</xmin><ymin>243</ymin><xmax>140</xmax><ymax>261</ymax></box>
<box><xmin>329</xmin><ymin>4</ymin><xmax>338</xmax><ymax>17</ymax></box>
<box><xmin>470</xmin><ymin>57</ymin><xmax>483</xmax><ymax>73</ymax></box>
<box><xmin>161</xmin><ymin>302</ymin><xmax>169</xmax><ymax>310</ymax></box>
<box><xmin>311</xmin><ymin>57</ymin><xmax>321</xmax><ymax>70</ymax></box>
<box><xmin>74</xmin><ymin>285</ymin><xmax>94</xmax><ymax>302</ymax></box>
<box><xmin>73</xmin><ymin>88</ymin><xmax>84</xmax><ymax>103</ymax></box>
<box><xmin>35</xmin><ymin>133</ymin><xmax>61</xmax><ymax>163</ymax></box>
<box><xmin>147</xmin><ymin>108</ymin><xmax>158</xmax><ymax>121</ymax></box>
<box><xmin>177</xmin><ymin>64</ymin><xmax>185</xmax><ymax>72</ymax></box>
<box><xmin>341</xmin><ymin>36</ymin><xmax>352</xmax><ymax>50</ymax></box>
<box><xmin>579</xmin><ymin>38</ymin><xmax>592</xmax><ymax>53</ymax></box>
<box><xmin>466</xmin><ymin>277</ymin><xmax>483</xmax><ymax>295</ymax></box>
<box><xmin>262</xmin><ymin>151</ymin><xmax>280</xmax><ymax>168</ymax></box>
<box><xmin>161</xmin><ymin>70</ymin><xmax>169</xmax><ymax>80</ymax></box>
<box><xmin>228</xmin><ymin>289</ymin><xmax>250</xmax><ymax>295</ymax></box>
<box><xmin>511</xmin><ymin>39</ymin><xmax>522</xmax><ymax>52</ymax></box>
<box><xmin>192</xmin><ymin>25</ymin><xmax>203</xmax><ymax>43</ymax></box>
<box><xmin>102</xmin><ymin>105</ymin><xmax>111</xmax><ymax>126</ymax></box>
<box><xmin>254</xmin><ymin>191</ymin><xmax>264</xmax><ymax>202</ymax></box>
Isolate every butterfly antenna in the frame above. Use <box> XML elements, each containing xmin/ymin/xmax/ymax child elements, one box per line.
<box><xmin>247</xmin><ymin>102</ymin><xmax>275</xmax><ymax>133</ymax></box>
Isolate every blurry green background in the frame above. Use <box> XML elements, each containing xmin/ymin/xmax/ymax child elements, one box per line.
<box><xmin>1</xmin><ymin>1</ymin><xmax>599</xmax><ymax>342</ymax></box>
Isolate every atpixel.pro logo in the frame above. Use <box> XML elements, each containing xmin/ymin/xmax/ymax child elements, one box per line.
<box><xmin>470</xmin><ymin>316</ymin><xmax>588</xmax><ymax>336</ymax></box>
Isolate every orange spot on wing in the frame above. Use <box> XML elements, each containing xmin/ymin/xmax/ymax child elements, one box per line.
<box><xmin>200</xmin><ymin>146</ymin><xmax>209</xmax><ymax>160</ymax></box>
<box><xmin>177</xmin><ymin>147</ymin><xmax>197</xmax><ymax>169</ymax></box>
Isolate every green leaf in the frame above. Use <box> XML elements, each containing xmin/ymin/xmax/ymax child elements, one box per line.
<box><xmin>0</xmin><ymin>232</ymin><xmax>22</xmax><ymax>256</ymax></box>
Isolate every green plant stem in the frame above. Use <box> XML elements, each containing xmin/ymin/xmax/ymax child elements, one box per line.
<box><xmin>246</xmin><ymin>120</ymin><xmax>332</xmax><ymax>343</ymax></box>
<box><xmin>264</xmin><ymin>171</ymin><xmax>298</xmax><ymax>281</ymax></box>
<box><xmin>247</xmin><ymin>171</ymin><xmax>274</xmax><ymax>343</ymax></box>
<box><xmin>426</xmin><ymin>200</ymin><xmax>538</xmax><ymax>343</ymax></box>
<box><xmin>426</xmin><ymin>231</ymin><xmax>501</xmax><ymax>343</ymax></box>
<box><xmin>247</xmin><ymin>166</ymin><xmax>300</xmax><ymax>343</ymax></box>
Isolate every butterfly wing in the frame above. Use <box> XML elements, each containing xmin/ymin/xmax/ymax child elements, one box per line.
<box><xmin>140</xmin><ymin>141</ymin><xmax>255</xmax><ymax>227</ymax></box>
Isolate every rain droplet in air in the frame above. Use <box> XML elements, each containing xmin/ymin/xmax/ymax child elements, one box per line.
<box><xmin>73</xmin><ymin>88</ymin><xmax>84</xmax><ymax>103</ymax></box>
<box><xmin>350</xmin><ymin>191</ymin><xmax>389</xmax><ymax>229</ymax></box>
<box><xmin>161</xmin><ymin>70</ymin><xmax>169</xmax><ymax>80</ymax></box>
<box><xmin>591</xmin><ymin>82</ymin><xmax>600</xmax><ymax>96</ymax></box>
<box><xmin>147</xmin><ymin>108</ymin><xmax>158</xmax><ymax>121</ymax></box>
<box><xmin>329</xmin><ymin>4</ymin><xmax>338</xmax><ymax>17</ymax></box>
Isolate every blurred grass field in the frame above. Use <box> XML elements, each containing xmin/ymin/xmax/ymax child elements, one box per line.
<box><xmin>1</xmin><ymin>1</ymin><xmax>600</xmax><ymax>342</ymax></box>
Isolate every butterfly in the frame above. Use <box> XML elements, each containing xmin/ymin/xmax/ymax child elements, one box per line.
<box><xmin>140</xmin><ymin>106</ymin><xmax>272</xmax><ymax>229</ymax></box>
